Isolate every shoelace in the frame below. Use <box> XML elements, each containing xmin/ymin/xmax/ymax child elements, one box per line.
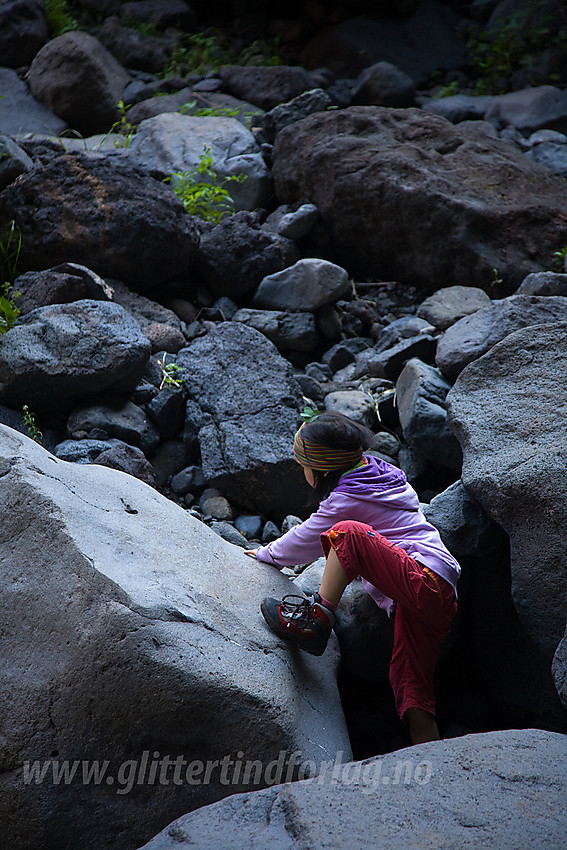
<box><xmin>279</xmin><ymin>594</ymin><xmax>317</xmax><ymax>627</ymax></box>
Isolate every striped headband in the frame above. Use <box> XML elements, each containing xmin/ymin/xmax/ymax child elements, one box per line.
<box><xmin>293</xmin><ymin>424</ymin><xmax>363</xmax><ymax>472</ymax></box>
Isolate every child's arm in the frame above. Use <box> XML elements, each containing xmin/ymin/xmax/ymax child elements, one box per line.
<box><xmin>254</xmin><ymin>499</ymin><xmax>340</xmax><ymax>568</ymax></box>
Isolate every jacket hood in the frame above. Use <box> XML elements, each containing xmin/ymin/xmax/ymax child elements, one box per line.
<box><xmin>333</xmin><ymin>454</ymin><xmax>408</xmax><ymax>497</ymax></box>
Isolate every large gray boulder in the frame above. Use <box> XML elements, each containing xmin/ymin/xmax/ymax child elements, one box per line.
<box><xmin>417</xmin><ymin>285</ymin><xmax>492</xmax><ymax>330</ymax></box>
<box><xmin>138</xmin><ymin>729</ymin><xmax>567</xmax><ymax>850</ymax></box>
<box><xmin>396</xmin><ymin>358</ymin><xmax>462</xmax><ymax>472</ymax></box>
<box><xmin>253</xmin><ymin>259</ymin><xmax>350</xmax><ymax>312</ymax></box>
<box><xmin>484</xmin><ymin>85</ymin><xmax>567</xmax><ymax>135</ymax></box>
<box><xmin>436</xmin><ymin>294</ymin><xmax>567</xmax><ymax>380</ymax></box>
<box><xmin>0</xmin><ymin>154</ymin><xmax>200</xmax><ymax>291</ymax></box>
<box><xmin>0</xmin><ymin>424</ymin><xmax>350</xmax><ymax>850</ymax></box>
<box><xmin>272</xmin><ymin>107</ymin><xmax>567</xmax><ymax>293</ymax></box>
<box><xmin>176</xmin><ymin>323</ymin><xmax>307</xmax><ymax>521</ymax></box>
<box><xmin>127</xmin><ymin>113</ymin><xmax>271</xmax><ymax>212</ymax></box>
<box><xmin>515</xmin><ymin>271</ymin><xmax>567</xmax><ymax>296</ymax></box>
<box><xmin>447</xmin><ymin>321</ymin><xmax>567</xmax><ymax>658</ymax></box>
<box><xmin>0</xmin><ymin>0</ymin><xmax>48</xmax><ymax>67</ymax></box>
<box><xmin>218</xmin><ymin>65</ymin><xmax>317</xmax><ymax>111</ymax></box>
<box><xmin>28</xmin><ymin>31</ymin><xmax>130</xmax><ymax>134</ymax></box>
<box><xmin>553</xmin><ymin>625</ymin><xmax>567</xmax><ymax>710</ymax></box>
<box><xmin>0</xmin><ymin>300</ymin><xmax>150</xmax><ymax>411</ymax></box>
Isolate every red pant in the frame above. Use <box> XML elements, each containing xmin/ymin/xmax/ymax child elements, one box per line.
<box><xmin>321</xmin><ymin>520</ymin><xmax>457</xmax><ymax>720</ymax></box>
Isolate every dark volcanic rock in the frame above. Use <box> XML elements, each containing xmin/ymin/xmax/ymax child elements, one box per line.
<box><xmin>0</xmin><ymin>0</ymin><xmax>48</xmax><ymax>67</ymax></box>
<box><xmin>447</xmin><ymin>321</ymin><xmax>567</xmax><ymax>658</ymax></box>
<box><xmin>176</xmin><ymin>323</ymin><xmax>307</xmax><ymax>521</ymax></box>
<box><xmin>0</xmin><ymin>300</ymin><xmax>150</xmax><ymax>412</ymax></box>
<box><xmin>272</xmin><ymin>107</ymin><xmax>567</xmax><ymax>293</ymax></box>
<box><xmin>218</xmin><ymin>65</ymin><xmax>317</xmax><ymax>111</ymax></box>
<box><xmin>0</xmin><ymin>155</ymin><xmax>199</xmax><ymax>292</ymax></box>
<box><xmin>28</xmin><ymin>31</ymin><xmax>130</xmax><ymax>135</ymax></box>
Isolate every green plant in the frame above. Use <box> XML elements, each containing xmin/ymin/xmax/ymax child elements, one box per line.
<box><xmin>0</xmin><ymin>219</ymin><xmax>22</xmax><ymax>284</ymax></box>
<box><xmin>22</xmin><ymin>405</ymin><xmax>43</xmax><ymax>445</ymax></box>
<box><xmin>300</xmin><ymin>404</ymin><xmax>320</xmax><ymax>423</ymax></box>
<box><xmin>179</xmin><ymin>101</ymin><xmax>240</xmax><ymax>119</ymax></box>
<box><xmin>164</xmin><ymin>146</ymin><xmax>246</xmax><ymax>223</ymax></box>
<box><xmin>0</xmin><ymin>282</ymin><xmax>20</xmax><ymax>334</ymax></box>
<box><xmin>156</xmin><ymin>355</ymin><xmax>185</xmax><ymax>390</ymax></box>
<box><xmin>432</xmin><ymin>80</ymin><xmax>460</xmax><ymax>99</ymax></box>
<box><xmin>104</xmin><ymin>100</ymin><xmax>136</xmax><ymax>148</ymax></box>
<box><xmin>160</xmin><ymin>30</ymin><xmax>282</xmax><ymax>79</ymax></box>
<box><xmin>468</xmin><ymin>0</ymin><xmax>566</xmax><ymax>94</ymax></box>
<box><xmin>44</xmin><ymin>0</ymin><xmax>79</xmax><ymax>36</ymax></box>
<box><xmin>553</xmin><ymin>244</ymin><xmax>567</xmax><ymax>268</ymax></box>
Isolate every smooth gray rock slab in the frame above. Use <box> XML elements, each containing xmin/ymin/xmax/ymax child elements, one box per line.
<box><xmin>436</xmin><ymin>294</ymin><xmax>567</xmax><ymax>380</ymax></box>
<box><xmin>0</xmin><ymin>68</ymin><xmax>67</xmax><ymax>135</ymax></box>
<box><xmin>447</xmin><ymin>321</ymin><xmax>567</xmax><ymax>656</ymax></box>
<box><xmin>137</xmin><ymin>729</ymin><xmax>567</xmax><ymax>850</ymax></box>
<box><xmin>484</xmin><ymin>85</ymin><xmax>567</xmax><ymax>135</ymax></box>
<box><xmin>417</xmin><ymin>285</ymin><xmax>491</xmax><ymax>330</ymax></box>
<box><xmin>127</xmin><ymin>113</ymin><xmax>271</xmax><ymax>211</ymax></box>
<box><xmin>253</xmin><ymin>259</ymin><xmax>350</xmax><ymax>312</ymax></box>
<box><xmin>396</xmin><ymin>358</ymin><xmax>462</xmax><ymax>472</ymax></box>
<box><xmin>515</xmin><ymin>271</ymin><xmax>567</xmax><ymax>296</ymax></box>
<box><xmin>0</xmin><ymin>424</ymin><xmax>349</xmax><ymax>850</ymax></box>
<box><xmin>176</xmin><ymin>323</ymin><xmax>306</xmax><ymax>522</ymax></box>
<box><xmin>0</xmin><ymin>300</ymin><xmax>150</xmax><ymax>411</ymax></box>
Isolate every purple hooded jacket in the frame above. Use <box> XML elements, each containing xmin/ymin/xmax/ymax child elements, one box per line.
<box><xmin>255</xmin><ymin>455</ymin><xmax>460</xmax><ymax>612</ymax></box>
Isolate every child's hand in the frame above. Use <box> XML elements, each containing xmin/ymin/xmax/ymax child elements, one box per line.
<box><xmin>244</xmin><ymin>549</ymin><xmax>259</xmax><ymax>558</ymax></box>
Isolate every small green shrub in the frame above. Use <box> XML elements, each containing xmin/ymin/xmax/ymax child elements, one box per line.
<box><xmin>160</xmin><ymin>30</ymin><xmax>281</xmax><ymax>78</ymax></box>
<box><xmin>164</xmin><ymin>146</ymin><xmax>246</xmax><ymax>223</ymax></box>
<box><xmin>432</xmin><ymin>80</ymin><xmax>460</xmax><ymax>99</ymax></box>
<box><xmin>45</xmin><ymin>0</ymin><xmax>79</xmax><ymax>36</ymax></box>
<box><xmin>22</xmin><ymin>405</ymin><xmax>43</xmax><ymax>445</ymax></box>
<box><xmin>156</xmin><ymin>356</ymin><xmax>185</xmax><ymax>390</ymax></box>
<box><xmin>0</xmin><ymin>282</ymin><xmax>20</xmax><ymax>334</ymax></box>
<box><xmin>0</xmin><ymin>219</ymin><xmax>22</xmax><ymax>334</ymax></box>
<box><xmin>553</xmin><ymin>244</ymin><xmax>567</xmax><ymax>269</ymax></box>
<box><xmin>179</xmin><ymin>101</ymin><xmax>240</xmax><ymax>119</ymax></box>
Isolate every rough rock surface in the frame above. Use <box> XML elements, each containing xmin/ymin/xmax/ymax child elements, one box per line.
<box><xmin>253</xmin><ymin>259</ymin><xmax>350</xmax><ymax>312</ymax></box>
<box><xmin>0</xmin><ymin>134</ymin><xmax>34</xmax><ymax>190</ymax></box>
<box><xmin>176</xmin><ymin>323</ymin><xmax>307</xmax><ymax>521</ymax></box>
<box><xmin>447</xmin><ymin>321</ymin><xmax>567</xmax><ymax>656</ymax></box>
<box><xmin>396</xmin><ymin>359</ymin><xmax>461</xmax><ymax>472</ymax></box>
<box><xmin>259</xmin><ymin>89</ymin><xmax>332</xmax><ymax>144</ymax></box>
<box><xmin>127</xmin><ymin>113</ymin><xmax>271</xmax><ymax>212</ymax></box>
<box><xmin>13</xmin><ymin>263</ymin><xmax>112</xmax><ymax>314</ymax></box>
<box><xmin>553</xmin><ymin>627</ymin><xmax>567</xmax><ymax>710</ymax></box>
<box><xmin>436</xmin><ymin>295</ymin><xmax>567</xmax><ymax>380</ymax></box>
<box><xmin>515</xmin><ymin>271</ymin><xmax>567</xmax><ymax>296</ymax></box>
<box><xmin>197</xmin><ymin>212</ymin><xmax>298</xmax><ymax>298</ymax></box>
<box><xmin>484</xmin><ymin>85</ymin><xmax>567</xmax><ymax>135</ymax></box>
<box><xmin>233</xmin><ymin>308</ymin><xmax>318</xmax><ymax>352</ymax></box>
<box><xmin>272</xmin><ymin>107</ymin><xmax>567</xmax><ymax>292</ymax></box>
<box><xmin>0</xmin><ymin>300</ymin><xmax>150</xmax><ymax>411</ymax></box>
<box><xmin>28</xmin><ymin>31</ymin><xmax>130</xmax><ymax>135</ymax></box>
<box><xmin>218</xmin><ymin>65</ymin><xmax>317</xmax><ymax>111</ymax></box>
<box><xmin>138</xmin><ymin>729</ymin><xmax>567</xmax><ymax>850</ymax></box>
<box><xmin>0</xmin><ymin>0</ymin><xmax>48</xmax><ymax>67</ymax></box>
<box><xmin>0</xmin><ymin>154</ymin><xmax>200</xmax><ymax>291</ymax></box>
<box><xmin>0</xmin><ymin>424</ymin><xmax>350</xmax><ymax>850</ymax></box>
<box><xmin>352</xmin><ymin>61</ymin><xmax>416</xmax><ymax>107</ymax></box>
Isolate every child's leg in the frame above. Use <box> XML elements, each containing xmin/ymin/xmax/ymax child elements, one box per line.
<box><xmin>320</xmin><ymin>520</ymin><xmax>456</xmax><ymax>741</ymax></box>
<box><xmin>318</xmin><ymin>547</ymin><xmax>350</xmax><ymax>607</ymax></box>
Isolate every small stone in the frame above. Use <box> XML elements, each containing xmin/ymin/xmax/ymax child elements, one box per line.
<box><xmin>262</xmin><ymin>520</ymin><xmax>280</xmax><ymax>543</ymax></box>
<box><xmin>209</xmin><ymin>521</ymin><xmax>248</xmax><ymax>547</ymax></box>
<box><xmin>253</xmin><ymin>259</ymin><xmax>350</xmax><ymax>312</ymax></box>
<box><xmin>170</xmin><ymin>465</ymin><xmax>205</xmax><ymax>496</ymax></box>
<box><xmin>281</xmin><ymin>515</ymin><xmax>302</xmax><ymax>534</ymax></box>
<box><xmin>234</xmin><ymin>515</ymin><xmax>263</xmax><ymax>539</ymax></box>
<box><xmin>199</xmin><ymin>488</ymin><xmax>233</xmax><ymax>521</ymax></box>
<box><xmin>324</xmin><ymin>390</ymin><xmax>377</xmax><ymax>429</ymax></box>
<box><xmin>417</xmin><ymin>285</ymin><xmax>492</xmax><ymax>330</ymax></box>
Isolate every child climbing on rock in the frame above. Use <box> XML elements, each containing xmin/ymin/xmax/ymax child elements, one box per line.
<box><xmin>244</xmin><ymin>412</ymin><xmax>460</xmax><ymax>745</ymax></box>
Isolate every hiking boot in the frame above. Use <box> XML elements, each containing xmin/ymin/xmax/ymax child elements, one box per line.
<box><xmin>260</xmin><ymin>592</ymin><xmax>335</xmax><ymax>656</ymax></box>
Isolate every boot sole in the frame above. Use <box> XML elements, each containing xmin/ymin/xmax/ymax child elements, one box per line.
<box><xmin>260</xmin><ymin>599</ymin><xmax>327</xmax><ymax>656</ymax></box>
